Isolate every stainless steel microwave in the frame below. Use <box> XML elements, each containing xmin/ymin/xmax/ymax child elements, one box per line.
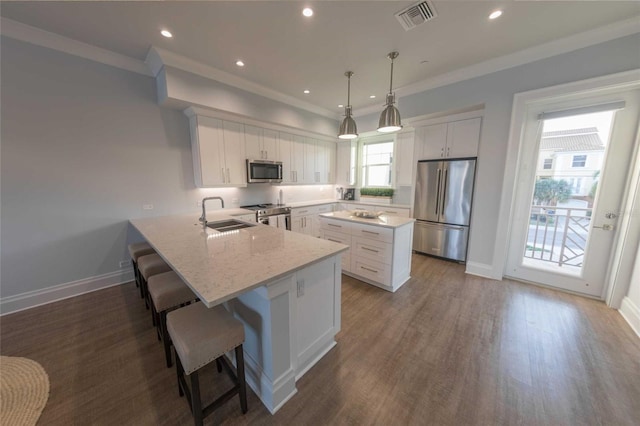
<box><xmin>246</xmin><ymin>159</ymin><xmax>283</xmax><ymax>183</ymax></box>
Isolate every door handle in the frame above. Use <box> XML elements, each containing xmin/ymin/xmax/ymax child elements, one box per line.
<box><xmin>435</xmin><ymin>168</ymin><xmax>441</xmax><ymax>216</ymax></box>
<box><xmin>593</xmin><ymin>224</ymin><xmax>615</xmax><ymax>231</ymax></box>
<box><xmin>441</xmin><ymin>169</ymin><xmax>448</xmax><ymax>216</ymax></box>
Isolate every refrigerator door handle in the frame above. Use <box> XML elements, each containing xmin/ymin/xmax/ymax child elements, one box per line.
<box><xmin>435</xmin><ymin>168</ymin><xmax>441</xmax><ymax>216</ymax></box>
<box><xmin>441</xmin><ymin>169</ymin><xmax>448</xmax><ymax>218</ymax></box>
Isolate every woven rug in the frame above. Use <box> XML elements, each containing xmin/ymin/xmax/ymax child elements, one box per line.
<box><xmin>0</xmin><ymin>356</ymin><xmax>50</xmax><ymax>425</ymax></box>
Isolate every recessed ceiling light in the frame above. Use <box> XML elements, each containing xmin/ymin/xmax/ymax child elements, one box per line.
<box><xmin>160</xmin><ymin>29</ymin><xmax>173</xmax><ymax>38</ymax></box>
<box><xmin>302</xmin><ymin>8</ymin><xmax>313</xmax><ymax>17</ymax></box>
<box><xmin>236</xmin><ymin>60</ymin><xmax>245</xmax><ymax>67</ymax></box>
<box><xmin>303</xmin><ymin>90</ymin><xmax>310</xmax><ymax>94</ymax></box>
<box><xmin>489</xmin><ymin>10</ymin><xmax>503</xmax><ymax>20</ymax></box>
<box><xmin>370</xmin><ymin>95</ymin><xmax>376</xmax><ymax>99</ymax></box>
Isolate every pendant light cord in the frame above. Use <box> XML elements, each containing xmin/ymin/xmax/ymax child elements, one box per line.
<box><xmin>347</xmin><ymin>74</ymin><xmax>351</xmax><ymax>107</ymax></box>
<box><xmin>389</xmin><ymin>57</ymin><xmax>394</xmax><ymax>95</ymax></box>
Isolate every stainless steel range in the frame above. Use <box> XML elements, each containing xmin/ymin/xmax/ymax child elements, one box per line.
<box><xmin>241</xmin><ymin>204</ymin><xmax>291</xmax><ymax>230</ymax></box>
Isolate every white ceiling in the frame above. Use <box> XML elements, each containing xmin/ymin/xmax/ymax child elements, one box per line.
<box><xmin>2</xmin><ymin>1</ymin><xmax>639</xmax><ymax>117</ymax></box>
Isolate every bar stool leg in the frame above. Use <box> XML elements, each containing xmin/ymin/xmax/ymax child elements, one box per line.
<box><xmin>176</xmin><ymin>355</ymin><xmax>184</xmax><ymax>397</ymax></box>
<box><xmin>236</xmin><ymin>345</ymin><xmax>248</xmax><ymax>414</ymax></box>
<box><xmin>161</xmin><ymin>311</ymin><xmax>173</xmax><ymax>368</ymax></box>
<box><xmin>132</xmin><ymin>260</ymin><xmax>139</xmax><ymax>288</ymax></box>
<box><xmin>190</xmin><ymin>371</ymin><xmax>203</xmax><ymax>426</ymax></box>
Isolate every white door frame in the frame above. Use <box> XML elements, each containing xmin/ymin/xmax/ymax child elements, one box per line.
<box><xmin>494</xmin><ymin>69</ymin><xmax>640</xmax><ymax>306</ymax></box>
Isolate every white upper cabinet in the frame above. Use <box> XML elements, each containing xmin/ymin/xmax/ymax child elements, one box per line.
<box><xmin>336</xmin><ymin>140</ymin><xmax>356</xmax><ymax>186</ymax></box>
<box><xmin>189</xmin><ymin>115</ymin><xmax>247</xmax><ymax>187</ymax></box>
<box><xmin>304</xmin><ymin>138</ymin><xmax>316</xmax><ymax>184</ymax></box>
<box><xmin>222</xmin><ymin>121</ymin><xmax>247</xmax><ymax>185</ymax></box>
<box><xmin>417</xmin><ymin>117</ymin><xmax>481</xmax><ymax>160</ymax></box>
<box><xmin>291</xmin><ymin>135</ymin><xmax>306</xmax><ymax>183</ymax></box>
<box><xmin>185</xmin><ymin>107</ymin><xmax>336</xmax><ymax>187</ymax></box>
<box><xmin>245</xmin><ymin>125</ymin><xmax>279</xmax><ymax>161</ymax></box>
<box><xmin>394</xmin><ymin>130</ymin><xmax>415</xmax><ymax>187</ymax></box>
<box><xmin>279</xmin><ymin>132</ymin><xmax>294</xmax><ymax>184</ymax></box>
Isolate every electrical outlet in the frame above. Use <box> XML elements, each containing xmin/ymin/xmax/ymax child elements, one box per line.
<box><xmin>143</xmin><ymin>204</ymin><xmax>154</xmax><ymax>210</ymax></box>
<box><xmin>119</xmin><ymin>260</ymin><xmax>131</xmax><ymax>268</ymax></box>
<box><xmin>297</xmin><ymin>280</ymin><xmax>305</xmax><ymax>297</ymax></box>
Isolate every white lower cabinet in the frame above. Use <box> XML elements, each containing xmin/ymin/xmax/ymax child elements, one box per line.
<box><xmin>291</xmin><ymin>204</ymin><xmax>335</xmax><ymax>237</ymax></box>
<box><xmin>319</xmin><ymin>216</ymin><xmax>413</xmax><ymax>292</ymax></box>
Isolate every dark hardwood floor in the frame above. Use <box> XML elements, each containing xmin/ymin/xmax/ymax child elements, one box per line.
<box><xmin>2</xmin><ymin>254</ymin><xmax>639</xmax><ymax>425</ymax></box>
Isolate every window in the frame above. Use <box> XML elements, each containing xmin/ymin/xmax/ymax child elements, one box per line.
<box><xmin>361</xmin><ymin>140</ymin><xmax>393</xmax><ymax>187</ymax></box>
<box><xmin>572</xmin><ymin>155</ymin><xmax>587</xmax><ymax>167</ymax></box>
<box><xmin>543</xmin><ymin>158</ymin><xmax>553</xmax><ymax>169</ymax></box>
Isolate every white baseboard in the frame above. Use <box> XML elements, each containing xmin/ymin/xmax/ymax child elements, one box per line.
<box><xmin>619</xmin><ymin>296</ymin><xmax>640</xmax><ymax>339</ymax></box>
<box><xmin>1</xmin><ymin>268</ymin><xmax>134</xmax><ymax>316</ymax></box>
<box><xmin>465</xmin><ymin>261</ymin><xmax>500</xmax><ymax>280</ymax></box>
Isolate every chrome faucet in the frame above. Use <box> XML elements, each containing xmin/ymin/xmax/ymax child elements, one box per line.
<box><xmin>199</xmin><ymin>197</ymin><xmax>225</xmax><ymax>225</ymax></box>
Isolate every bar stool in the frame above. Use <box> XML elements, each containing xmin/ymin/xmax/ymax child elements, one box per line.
<box><xmin>147</xmin><ymin>271</ymin><xmax>198</xmax><ymax>368</ymax></box>
<box><xmin>137</xmin><ymin>253</ymin><xmax>172</xmax><ymax>313</ymax></box>
<box><xmin>166</xmin><ymin>302</ymin><xmax>248</xmax><ymax>425</ymax></box>
<box><xmin>127</xmin><ymin>242</ymin><xmax>155</xmax><ymax>297</ymax></box>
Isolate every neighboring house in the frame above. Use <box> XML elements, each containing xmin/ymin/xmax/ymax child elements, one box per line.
<box><xmin>537</xmin><ymin>127</ymin><xmax>605</xmax><ymax>197</ymax></box>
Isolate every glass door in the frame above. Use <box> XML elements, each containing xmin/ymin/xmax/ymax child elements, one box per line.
<box><xmin>506</xmin><ymin>88</ymin><xmax>639</xmax><ymax>297</ymax></box>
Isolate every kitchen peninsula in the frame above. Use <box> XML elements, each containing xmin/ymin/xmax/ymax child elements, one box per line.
<box><xmin>130</xmin><ymin>212</ymin><xmax>348</xmax><ymax>414</ymax></box>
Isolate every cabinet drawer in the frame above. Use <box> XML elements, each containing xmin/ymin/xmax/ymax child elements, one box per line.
<box><xmin>291</xmin><ymin>207</ymin><xmax>313</xmax><ymax>218</ymax></box>
<box><xmin>351</xmin><ymin>223</ymin><xmax>393</xmax><ymax>243</ymax></box>
<box><xmin>352</xmin><ymin>237</ymin><xmax>391</xmax><ymax>263</ymax></box>
<box><xmin>320</xmin><ymin>218</ymin><xmax>351</xmax><ymax>232</ymax></box>
<box><xmin>316</xmin><ymin>204</ymin><xmax>334</xmax><ymax>213</ymax></box>
<box><xmin>322</xmin><ymin>229</ymin><xmax>351</xmax><ymax>245</ymax></box>
<box><xmin>351</xmin><ymin>257</ymin><xmax>391</xmax><ymax>285</ymax></box>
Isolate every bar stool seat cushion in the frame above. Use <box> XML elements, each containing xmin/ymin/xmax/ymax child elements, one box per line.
<box><xmin>128</xmin><ymin>242</ymin><xmax>155</xmax><ymax>262</ymax></box>
<box><xmin>148</xmin><ymin>271</ymin><xmax>197</xmax><ymax>312</ymax></box>
<box><xmin>167</xmin><ymin>302</ymin><xmax>245</xmax><ymax>375</ymax></box>
<box><xmin>138</xmin><ymin>253</ymin><xmax>171</xmax><ymax>280</ymax></box>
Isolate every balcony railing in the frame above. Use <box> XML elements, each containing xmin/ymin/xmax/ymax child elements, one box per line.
<box><xmin>524</xmin><ymin>205</ymin><xmax>592</xmax><ymax>269</ymax></box>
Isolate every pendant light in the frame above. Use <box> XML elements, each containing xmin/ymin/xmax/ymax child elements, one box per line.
<box><xmin>378</xmin><ymin>51</ymin><xmax>402</xmax><ymax>133</ymax></box>
<box><xmin>338</xmin><ymin>71</ymin><xmax>358</xmax><ymax>139</ymax></box>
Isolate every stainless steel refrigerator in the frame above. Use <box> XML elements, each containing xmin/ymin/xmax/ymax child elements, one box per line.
<box><xmin>412</xmin><ymin>158</ymin><xmax>476</xmax><ymax>262</ymax></box>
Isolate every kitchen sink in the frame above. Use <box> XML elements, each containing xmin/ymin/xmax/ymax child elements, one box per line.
<box><xmin>206</xmin><ymin>219</ymin><xmax>256</xmax><ymax>232</ymax></box>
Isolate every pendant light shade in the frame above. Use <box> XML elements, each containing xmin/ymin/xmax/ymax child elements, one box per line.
<box><xmin>338</xmin><ymin>71</ymin><xmax>358</xmax><ymax>140</ymax></box>
<box><xmin>378</xmin><ymin>51</ymin><xmax>402</xmax><ymax>133</ymax></box>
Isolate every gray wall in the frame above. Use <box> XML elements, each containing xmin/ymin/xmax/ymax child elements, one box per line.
<box><xmin>358</xmin><ymin>33</ymin><xmax>640</xmax><ymax>269</ymax></box>
<box><xmin>2</xmin><ymin>32</ymin><xmax>639</xmax><ymax>301</ymax></box>
<box><xmin>0</xmin><ymin>37</ymin><xmax>334</xmax><ymax>299</ymax></box>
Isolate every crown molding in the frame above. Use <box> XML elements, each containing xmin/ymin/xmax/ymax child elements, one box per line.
<box><xmin>2</xmin><ymin>13</ymin><xmax>637</xmax><ymax>121</ymax></box>
<box><xmin>0</xmin><ymin>17</ymin><xmax>151</xmax><ymax>76</ymax></box>
<box><xmin>147</xmin><ymin>46</ymin><xmax>340</xmax><ymax>121</ymax></box>
<box><xmin>355</xmin><ymin>16</ymin><xmax>640</xmax><ymax>118</ymax></box>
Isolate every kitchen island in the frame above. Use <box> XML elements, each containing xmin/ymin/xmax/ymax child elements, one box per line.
<box><xmin>130</xmin><ymin>212</ymin><xmax>348</xmax><ymax>413</ymax></box>
<box><xmin>319</xmin><ymin>211</ymin><xmax>415</xmax><ymax>292</ymax></box>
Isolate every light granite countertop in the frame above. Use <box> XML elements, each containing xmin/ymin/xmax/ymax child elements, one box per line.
<box><xmin>320</xmin><ymin>211</ymin><xmax>415</xmax><ymax>228</ymax></box>
<box><xmin>288</xmin><ymin>199</ymin><xmax>411</xmax><ymax>209</ymax></box>
<box><xmin>130</xmin><ymin>213</ymin><xmax>348</xmax><ymax>307</ymax></box>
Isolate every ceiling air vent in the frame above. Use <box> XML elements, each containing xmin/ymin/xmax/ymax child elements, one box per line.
<box><xmin>395</xmin><ymin>1</ymin><xmax>437</xmax><ymax>31</ymax></box>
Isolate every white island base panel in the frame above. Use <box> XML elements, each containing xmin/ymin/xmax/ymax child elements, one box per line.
<box><xmin>225</xmin><ymin>255</ymin><xmax>342</xmax><ymax>414</ymax></box>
